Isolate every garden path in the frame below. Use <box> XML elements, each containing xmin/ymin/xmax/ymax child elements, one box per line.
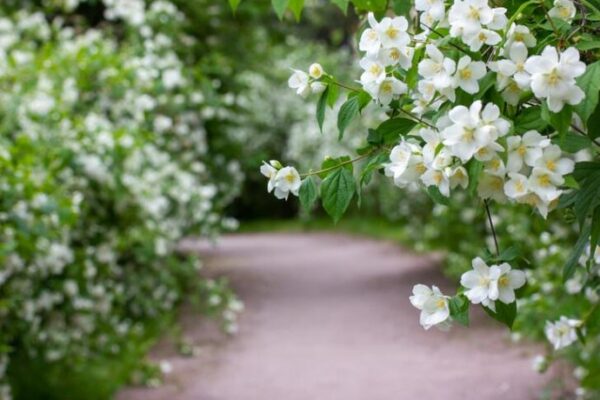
<box><xmin>118</xmin><ymin>232</ymin><xmax>556</xmax><ymax>400</ymax></box>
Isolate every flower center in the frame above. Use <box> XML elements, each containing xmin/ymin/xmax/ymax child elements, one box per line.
<box><xmin>369</xmin><ymin>64</ymin><xmax>383</xmax><ymax>75</ymax></box>
<box><xmin>381</xmin><ymin>82</ymin><xmax>393</xmax><ymax>93</ymax></box>
<box><xmin>285</xmin><ymin>173</ymin><xmax>296</xmax><ymax>184</ymax></box>
<box><xmin>517</xmin><ymin>144</ymin><xmax>527</xmax><ymax>156</ymax></box>
<box><xmin>367</xmin><ymin>30</ymin><xmax>378</xmax><ymax>40</ymax></box>
<box><xmin>386</xmin><ymin>26</ymin><xmax>399</xmax><ymax>39</ymax></box>
<box><xmin>537</xmin><ymin>174</ymin><xmax>551</xmax><ymax>187</ymax></box>
<box><xmin>462</xmin><ymin>127</ymin><xmax>475</xmax><ymax>142</ymax></box>
<box><xmin>499</xmin><ymin>276</ymin><xmax>510</xmax><ymax>287</ymax></box>
<box><xmin>468</xmin><ymin>6</ymin><xmax>480</xmax><ymax>20</ymax></box>
<box><xmin>514</xmin><ymin>32</ymin><xmax>525</xmax><ymax>42</ymax></box>
<box><xmin>546</xmin><ymin>160</ymin><xmax>556</xmax><ymax>171</ymax></box>
<box><xmin>389</xmin><ymin>48</ymin><xmax>401</xmax><ymax>61</ymax></box>
<box><xmin>459</xmin><ymin>68</ymin><xmax>472</xmax><ymax>80</ymax></box>
<box><xmin>478</xmin><ymin>31</ymin><xmax>487</xmax><ymax>41</ymax></box>
<box><xmin>436</xmin><ymin>299</ymin><xmax>446</xmax><ymax>309</ymax></box>
<box><xmin>547</xmin><ymin>69</ymin><xmax>561</xmax><ymax>86</ymax></box>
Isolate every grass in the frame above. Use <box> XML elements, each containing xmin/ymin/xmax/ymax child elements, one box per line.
<box><xmin>238</xmin><ymin>216</ymin><xmax>413</xmax><ymax>245</ymax></box>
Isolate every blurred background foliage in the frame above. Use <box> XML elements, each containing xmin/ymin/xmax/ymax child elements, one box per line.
<box><xmin>0</xmin><ymin>0</ymin><xmax>598</xmax><ymax>399</ymax></box>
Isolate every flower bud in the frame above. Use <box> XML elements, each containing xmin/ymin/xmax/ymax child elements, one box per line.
<box><xmin>308</xmin><ymin>63</ymin><xmax>324</xmax><ymax>79</ymax></box>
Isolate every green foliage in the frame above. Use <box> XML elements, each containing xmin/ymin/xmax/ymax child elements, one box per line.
<box><xmin>299</xmin><ymin>177</ymin><xmax>319</xmax><ymax>212</ymax></box>
<box><xmin>320</xmin><ymin>168</ymin><xmax>356</xmax><ymax>222</ymax></box>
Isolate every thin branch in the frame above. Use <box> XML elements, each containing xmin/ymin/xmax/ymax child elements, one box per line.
<box><xmin>420</xmin><ymin>23</ymin><xmax>471</xmax><ymax>55</ymax></box>
<box><xmin>571</xmin><ymin>124</ymin><xmax>600</xmax><ymax>147</ymax></box>
<box><xmin>484</xmin><ymin>199</ymin><xmax>500</xmax><ymax>257</ymax></box>
<box><xmin>300</xmin><ymin>149</ymin><xmax>378</xmax><ymax>178</ymax></box>
<box><xmin>398</xmin><ymin>108</ymin><xmax>437</xmax><ymax>129</ymax></box>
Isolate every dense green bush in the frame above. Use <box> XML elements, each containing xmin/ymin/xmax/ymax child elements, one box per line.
<box><xmin>0</xmin><ymin>2</ymin><xmax>245</xmax><ymax>398</ymax></box>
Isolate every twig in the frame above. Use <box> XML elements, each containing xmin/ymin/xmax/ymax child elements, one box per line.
<box><xmin>484</xmin><ymin>199</ymin><xmax>500</xmax><ymax>256</ymax></box>
<box><xmin>300</xmin><ymin>149</ymin><xmax>378</xmax><ymax>178</ymax></box>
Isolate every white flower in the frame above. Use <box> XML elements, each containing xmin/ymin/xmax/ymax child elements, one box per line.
<box><xmin>532</xmin><ymin>144</ymin><xmax>575</xmax><ymax>179</ymax></box>
<box><xmin>410</xmin><ymin>284</ymin><xmax>451</xmax><ymax>330</ymax></box>
<box><xmin>506</xmin><ymin>130</ymin><xmax>550</xmax><ymax>172</ymax></box>
<box><xmin>447</xmin><ymin>166</ymin><xmax>469</xmax><ymax>189</ymax></box>
<box><xmin>415</xmin><ymin>0</ymin><xmax>445</xmax><ymax>21</ymax></box>
<box><xmin>545</xmin><ymin>316</ymin><xmax>581</xmax><ymax>350</ymax></box>
<box><xmin>504</xmin><ymin>24</ymin><xmax>536</xmax><ymax>53</ymax></box>
<box><xmin>528</xmin><ymin>167</ymin><xmax>562</xmax><ymax>202</ymax></box>
<box><xmin>489</xmin><ymin>43</ymin><xmax>531</xmax><ymax>90</ymax></box>
<box><xmin>379</xmin><ymin>46</ymin><xmax>414</xmax><ymax>69</ymax></box>
<box><xmin>448</xmin><ymin>0</ymin><xmax>494</xmax><ymax>39</ymax></box>
<box><xmin>359</xmin><ymin>56</ymin><xmax>386</xmax><ymax>85</ymax></box>
<box><xmin>525</xmin><ymin>46</ymin><xmax>586</xmax><ymax>112</ymax></box>
<box><xmin>308</xmin><ymin>63</ymin><xmax>324</xmax><ymax>79</ymax></box>
<box><xmin>548</xmin><ymin>0</ymin><xmax>576</xmax><ymax>22</ymax></box>
<box><xmin>359</xmin><ymin>13</ymin><xmax>382</xmax><ymax>55</ymax></box>
<box><xmin>260</xmin><ymin>161</ymin><xmax>278</xmax><ymax>193</ymax></box>
<box><xmin>442</xmin><ymin>101</ymin><xmax>501</xmax><ymax>162</ymax></box>
<box><xmin>385</xmin><ymin>141</ymin><xmax>425</xmax><ymax>187</ymax></box>
<box><xmin>453</xmin><ymin>56</ymin><xmax>486</xmax><ymax>94</ymax></box>
<box><xmin>504</xmin><ymin>172</ymin><xmax>530</xmax><ymax>200</ymax></box>
<box><xmin>464</xmin><ymin>28</ymin><xmax>502</xmax><ymax>51</ymax></box>
<box><xmin>272</xmin><ymin>166</ymin><xmax>301</xmax><ymax>200</ymax></box>
<box><xmin>461</xmin><ymin>257</ymin><xmax>501</xmax><ymax>309</ymax></box>
<box><xmin>495</xmin><ymin>262</ymin><xmax>527</xmax><ymax>304</ymax></box>
<box><xmin>418</xmin><ymin>44</ymin><xmax>456</xmax><ymax>100</ymax></box>
<box><xmin>288</xmin><ymin>69</ymin><xmax>311</xmax><ymax>98</ymax></box>
<box><xmin>478</xmin><ymin>172</ymin><xmax>507</xmax><ymax>202</ymax></box>
<box><xmin>421</xmin><ymin>167</ymin><xmax>451</xmax><ymax>196</ymax></box>
<box><xmin>310</xmin><ymin>82</ymin><xmax>327</xmax><ymax>94</ymax></box>
<box><xmin>461</xmin><ymin>258</ymin><xmax>526</xmax><ymax>309</ymax></box>
<box><xmin>376</xmin><ymin>16</ymin><xmax>410</xmax><ymax>49</ymax></box>
<box><xmin>364</xmin><ymin>77</ymin><xmax>407</xmax><ymax>106</ymax></box>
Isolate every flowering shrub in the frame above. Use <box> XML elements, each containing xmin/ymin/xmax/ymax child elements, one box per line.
<box><xmin>256</xmin><ymin>0</ymin><xmax>600</xmax><ymax>396</ymax></box>
<box><xmin>0</xmin><ymin>2</ymin><xmax>245</xmax><ymax>398</ymax></box>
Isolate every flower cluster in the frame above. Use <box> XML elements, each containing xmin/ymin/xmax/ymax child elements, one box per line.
<box><xmin>0</xmin><ymin>3</ymin><xmax>244</xmax><ymax>398</ymax></box>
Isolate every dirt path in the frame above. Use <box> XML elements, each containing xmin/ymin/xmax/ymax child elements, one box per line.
<box><xmin>118</xmin><ymin>233</ymin><xmax>554</xmax><ymax>400</ymax></box>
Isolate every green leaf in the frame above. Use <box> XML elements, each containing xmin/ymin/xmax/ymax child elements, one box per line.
<box><xmin>228</xmin><ymin>0</ymin><xmax>242</xmax><ymax>12</ymax></box>
<box><xmin>475</xmin><ymin>72</ymin><xmax>496</xmax><ymax>100</ymax></box>
<box><xmin>497</xmin><ymin>246</ymin><xmax>520</xmax><ymax>262</ymax></box>
<box><xmin>360</xmin><ymin>152</ymin><xmax>389</xmax><ymax>187</ymax></box>
<box><xmin>574</xmin><ymin>169</ymin><xmax>600</xmax><ymax>225</ymax></box>
<box><xmin>514</xmin><ymin>106</ymin><xmax>547</xmax><ymax>133</ymax></box>
<box><xmin>271</xmin><ymin>0</ymin><xmax>289</xmax><ymax>19</ymax></box>
<box><xmin>337</xmin><ymin>96</ymin><xmax>361</xmax><ymax>140</ymax></box>
<box><xmin>575</xmin><ymin>61</ymin><xmax>600</xmax><ymax>125</ymax></box>
<box><xmin>576</xmin><ymin>40</ymin><xmax>600</xmax><ymax>51</ymax></box>
<box><xmin>563</xmin><ymin>224</ymin><xmax>591</xmax><ymax>281</ymax></box>
<box><xmin>392</xmin><ymin>0</ymin><xmax>412</xmax><ymax>16</ymax></box>
<box><xmin>541</xmin><ymin>103</ymin><xmax>572</xmax><ymax>136</ymax></box>
<box><xmin>352</xmin><ymin>0</ymin><xmax>387</xmax><ymax>11</ymax></box>
<box><xmin>320</xmin><ymin>167</ymin><xmax>356</xmax><ymax>222</ymax></box>
<box><xmin>449</xmin><ymin>295</ymin><xmax>470</xmax><ymax>326</ymax></box>
<box><xmin>373</xmin><ymin>118</ymin><xmax>417</xmax><ymax>144</ymax></box>
<box><xmin>426</xmin><ymin>186</ymin><xmax>450</xmax><ymax>206</ymax></box>
<box><xmin>288</xmin><ymin>0</ymin><xmax>304</xmax><ymax>20</ymax></box>
<box><xmin>316</xmin><ymin>86</ymin><xmax>329</xmax><ymax>133</ymax></box>
<box><xmin>551</xmin><ymin>132</ymin><xmax>592</xmax><ymax>153</ymax></box>
<box><xmin>483</xmin><ymin>301</ymin><xmax>517</xmax><ymax>329</ymax></box>
<box><xmin>318</xmin><ymin>156</ymin><xmax>352</xmax><ymax>179</ymax></box>
<box><xmin>326</xmin><ymin>83</ymin><xmax>339</xmax><ymax>108</ymax></box>
<box><xmin>591</xmin><ymin>207</ymin><xmax>600</xmax><ymax>253</ymax></box>
<box><xmin>467</xmin><ymin>159</ymin><xmax>483</xmax><ymax>197</ymax></box>
<box><xmin>299</xmin><ymin>176</ymin><xmax>318</xmax><ymax>212</ymax></box>
<box><xmin>330</xmin><ymin>0</ymin><xmax>349</xmax><ymax>13</ymax></box>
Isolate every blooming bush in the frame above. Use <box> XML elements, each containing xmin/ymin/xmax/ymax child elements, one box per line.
<box><xmin>0</xmin><ymin>2</ymin><xmax>245</xmax><ymax>398</ymax></box>
<box><xmin>257</xmin><ymin>0</ymin><xmax>600</xmax><ymax>396</ymax></box>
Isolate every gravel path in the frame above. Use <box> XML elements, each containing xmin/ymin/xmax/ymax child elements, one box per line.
<box><xmin>118</xmin><ymin>233</ymin><xmax>554</xmax><ymax>400</ymax></box>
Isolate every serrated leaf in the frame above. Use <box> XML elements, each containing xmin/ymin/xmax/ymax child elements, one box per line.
<box><xmin>337</xmin><ymin>96</ymin><xmax>360</xmax><ymax>140</ymax></box>
<box><xmin>576</xmin><ymin>40</ymin><xmax>600</xmax><ymax>51</ymax></box>
<box><xmin>374</xmin><ymin>118</ymin><xmax>417</xmax><ymax>144</ymax></box>
<box><xmin>316</xmin><ymin>86</ymin><xmax>329</xmax><ymax>133</ymax></box>
<box><xmin>591</xmin><ymin>207</ymin><xmax>600</xmax><ymax>253</ymax></box>
<box><xmin>563</xmin><ymin>224</ymin><xmax>591</xmax><ymax>281</ymax></box>
<box><xmin>514</xmin><ymin>106</ymin><xmax>547</xmax><ymax>133</ymax></box>
<box><xmin>326</xmin><ymin>83</ymin><xmax>339</xmax><ymax>108</ymax></box>
<box><xmin>552</xmin><ymin>132</ymin><xmax>592</xmax><ymax>153</ymax></box>
<box><xmin>574</xmin><ymin>169</ymin><xmax>600</xmax><ymax>225</ymax></box>
<box><xmin>575</xmin><ymin>61</ymin><xmax>600</xmax><ymax>125</ymax></box>
<box><xmin>288</xmin><ymin>0</ymin><xmax>304</xmax><ymax>20</ymax></box>
<box><xmin>299</xmin><ymin>176</ymin><xmax>318</xmax><ymax>212</ymax></box>
<box><xmin>271</xmin><ymin>0</ymin><xmax>289</xmax><ymax>19</ymax></box>
<box><xmin>318</xmin><ymin>156</ymin><xmax>352</xmax><ymax>179</ymax></box>
<box><xmin>320</xmin><ymin>167</ymin><xmax>356</xmax><ymax>222</ymax></box>
<box><xmin>483</xmin><ymin>301</ymin><xmax>517</xmax><ymax>329</ymax></box>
